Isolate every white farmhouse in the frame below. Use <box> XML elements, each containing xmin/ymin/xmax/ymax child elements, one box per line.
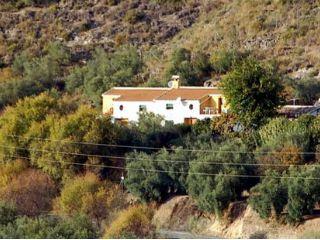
<box><xmin>102</xmin><ymin>77</ymin><xmax>228</xmax><ymax>125</ymax></box>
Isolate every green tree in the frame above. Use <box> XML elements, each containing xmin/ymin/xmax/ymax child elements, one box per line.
<box><xmin>49</xmin><ymin>214</ymin><xmax>98</xmax><ymax>239</ymax></box>
<box><xmin>125</xmin><ymin>148</ymin><xmax>192</xmax><ymax>202</ymax></box>
<box><xmin>285</xmin><ymin>167</ymin><xmax>320</xmax><ymax>223</ymax></box>
<box><xmin>0</xmin><ymin>42</ymin><xmax>70</xmax><ymax>108</ymax></box>
<box><xmin>66</xmin><ymin>46</ymin><xmax>143</xmax><ymax>106</ymax></box>
<box><xmin>221</xmin><ymin>58</ymin><xmax>284</xmax><ymax>128</ymax></box>
<box><xmin>210</xmin><ymin>49</ymin><xmax>247</xmax><ymax>74</ymax></box>
<box><xmin>0</xmin><ymin>92</ymin><xmax>78</xmax><ymax>162</ymax></box>
<box><xmin>29</xmin><ymin>106</ymin><xmax>118</xmax><ymax>179</ymax></box>
<box><xmin>187</xmin><ymin>140</ymin><xmax>256</xmax><ymax>216</ymax></box>
<box><xmin>249</xmin><ymin>170</ymin><xmax>287</xmax><ymax>219</ymax></box>
<box><xmin>165</xmin><ymin>48</ymin><xmax>211</xmax><ymax>86</ymax></box>
<box><xmin>125</xmin><ymin>111</ymin><xmax>190</xmax><ymax>149</ymax></box>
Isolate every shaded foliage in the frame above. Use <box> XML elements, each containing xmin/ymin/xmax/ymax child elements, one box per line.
<box><xmin>0</xmin><ymin>42</ymin><xmax>70</xmax><ymax>109</ymax></box>
<box><xmin>165</xmin><ymin>48</ymin><xmax>211</xmax><ymax>86</ymax></box>
<box><xmin>0</xmin><ymin>215</ymin><xmax>98</xmax><ymax>239</ymax></box>
<box><xmin>125</xmin><ymin>148</ymin><xmax>191</xmax><ymax>202</ymax></box>
<box><xmin>0</xmin><ymin>202</ymin><xmax>18</xmax><ymax>226</ymax></box>
<box><xmin>187</xmin><ymin>140</ymin><xmax>256</xmax><ymax>216</ymax></box>
<box><xmin>249</xmin><ymin>170</ymin><xmax>287</xmax><ymax>219</ymax></box>
<box><xmin>66</xmin><ymin>46</ymin><xmax>143</xmax><ymax>106</ymax></box>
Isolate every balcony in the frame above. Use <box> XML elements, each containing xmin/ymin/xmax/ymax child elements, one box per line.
<box><xmin>200</xmin><ymin>107</ymin><xmax>218</xmax><ymax>115</ymax></box>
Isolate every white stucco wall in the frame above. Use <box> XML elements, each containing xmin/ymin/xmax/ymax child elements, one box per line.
<box><xmin>154</xmin><ymin>99</ymin><xmax>200</xmax><ymax>123</ymax></box>
<box><xmin>113</xmin><ymin>101</ymin><xmax>155</xmax><ymax>122</ymax></box>
<box><xmin>112</xmin><ymin>99</ymin><xmax>214</xmax><ymax>124</ymax></box>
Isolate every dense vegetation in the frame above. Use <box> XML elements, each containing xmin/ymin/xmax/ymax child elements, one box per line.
<box><xmin>0</xmin><ymin>38</ymin><xmax>320</xmax><ymax>237</ymax></box>
<box><xmin>0</xmin><ymin>0</ymin><xmax>320</xmax><ymax>238</ymax></box>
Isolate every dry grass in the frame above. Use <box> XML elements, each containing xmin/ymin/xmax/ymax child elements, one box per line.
<box><xmin>150</xmin><ymin>0</ymin><xmax>320</xmax><ymax>80</ymax></box>
<box><xmin>103</xmin><ymin>204</ymin><xmax>155</xmax><ymax>239</ymax></box>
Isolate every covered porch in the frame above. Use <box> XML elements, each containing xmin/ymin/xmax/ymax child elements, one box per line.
<box><xmin>199</xmin><ymin>95</ymin><xmax>223</xmax><ymax>116</ymax></box>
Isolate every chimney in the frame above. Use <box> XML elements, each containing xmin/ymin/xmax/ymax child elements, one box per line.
<box><xmin>171</xmin><ymin>75</ymin><xmax>180</xmax><ymax>89</ymax></box>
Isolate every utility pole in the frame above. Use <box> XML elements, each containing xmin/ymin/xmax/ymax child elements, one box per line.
<box><xmin>120</xmin><ymin>173</ymin><xmax>125</xmax><ymax>193</ymax></box>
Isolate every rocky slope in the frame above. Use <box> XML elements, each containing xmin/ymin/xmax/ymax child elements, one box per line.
<box><xmin>153</xmin><ymin>196</ymin><xmax>320</xmax><ymax>239</ymax></box>
<box><xmin>1</xmin><ymin>0</ymin><xmax>319</xmax><ymax>80</ymax></box>
<box><xmin>0</xmin><ymin>0</ymin><xmax>201</xmax><ymax>64</ymax></box>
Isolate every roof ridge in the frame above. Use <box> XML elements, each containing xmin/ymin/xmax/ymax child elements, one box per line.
<box><xmin>179</xmin><ymin>86</ymin><xmax>219</xmax><ymax>89</ymax></box>
<box><xmin>154</xmin><ymin>88</ymin><xmax>171</xmax><ymax>100</ymax></box>
<box><xmin>113</xmin><ymin>87</ymin><xmax>169</xmax><ymax>90</ymax></box>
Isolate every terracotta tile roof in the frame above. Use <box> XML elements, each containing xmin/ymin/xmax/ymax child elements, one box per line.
<box><xmin>103</xmin><ymin>88</ymin><xmax>168</xmax><ymax>101</ymax></box>
<box><xmin>102</xmin><ymin>87</ymin><xmax>222</xmax><ymax>101</ymax></box>
<box><xmin>156</xmin><ymin>87</ymin><xmax>222</xmax><ymax>100</ymax></box>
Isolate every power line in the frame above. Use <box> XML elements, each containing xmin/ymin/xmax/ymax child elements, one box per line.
<box><xmin>2</xmin><ymin>153</ymin><xmax>320</xmax><ymax>180</ymax></box>
<box><xmin>5</xmin><ymin>134</ymin><xmax>320</xmax><ymax>155</ymax></box>
<box><xmin>0</xmin><ymin>144</ymin><xmax>320</xmax><ymax>168</ymax></box>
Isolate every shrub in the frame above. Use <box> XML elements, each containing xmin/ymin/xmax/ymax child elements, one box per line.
<box><xmin>103</xmin><ymin>204</ymin><xmax>155</xmax><ymax>239</ymax></box>
<box><xmin>1</xmin><ymin>169</ymin><xmax>57</xmax><ymax>217</ymax></box>
<box><xmin>210</xmin><ymin>49</ymin><xmax>246</xmax><ymax>74</ymax></box>
<box><xmin>54</xmin><ymin>173</ymin><xmax>126</xmax><ymax>225</ymax></box>
<box><xmin>256</xmin><ymin>116</ymin><xmax>315</xmax><ymax>170</ymax></box>
<box><xmin>300</xmin><ymin>230</ymin><xmax>320</xmax><ymax>239</ymax></box>
<box><xmin>124</xmin><ymin>9</ymin><xmax>145</xmax><ymax>24</ymax></box>
<box><xmin>211</xmin><ymin>113</ymin><xmax>238</xmax><ymax>138</ymax></box>
<box><xmin>249</xmin><ymin>231</ymin><xmax>268</xmax><ymax>239</ymax></box>
<box><xmin>106</xmin><ymin>0</ymin><xmax>121</xmax><ymax>6</ymax></box>
<box><xmin>286</xmin><ymin>77</ymin><xmax>320</xmax><ymax>105</ymax></box>
<box><xmin>0</xmin><ymin>159</ymin><xmax>28</xmax><ymax>189</ymax></box>
<box><xmin>0</xmin><ymin>215</ymin><xmax>98</xmax><ymax>239</ymax></box>
<box><xmin>0</xmin><ymin>202</ymin><xmax>18</xmax><ymax>226</ymax></box>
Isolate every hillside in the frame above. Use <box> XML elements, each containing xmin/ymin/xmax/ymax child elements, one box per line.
<box><xmin>1</xmin><ymin>0</ymin><xmax>319</xmax><ymax>80</ymax></box>
<box><xmin>2</xmin><ymin>1</ymin><xmax>320</xmax><ymax>239</ymax></box>
<box><xmin>0</xmin><ymin>0</ymin><xmax>201</xmax><ymax>64</ymax></box>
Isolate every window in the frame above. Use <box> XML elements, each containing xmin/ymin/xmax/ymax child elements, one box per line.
<box><xmin>139</xmin><ymin>105</ymin><xmax>146</xmax><ymax>111</ymax></box>
<box><xmin>119</xmin><ymin>105</ymin><xmax>124</xmax><ymax>111</ymax></box>
<box><xmin>166</xmin><ymin>103</ymin><xmax>174</xmax><ymax>110</ymax></box>
<box><xmin>189</xmin><ymin>104</ymin><xmax>193</xmax><ymax>110</ymax></box>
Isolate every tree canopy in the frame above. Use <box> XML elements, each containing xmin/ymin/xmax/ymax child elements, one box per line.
<box><xmin>221</xmin><ymin>58</ymin><xmax>284</xmax><ymax>128</ymax></box>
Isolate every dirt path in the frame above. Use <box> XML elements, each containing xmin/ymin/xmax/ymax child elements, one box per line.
<box><xmin>157</xmin><ymin>230</ymin><xmax>220</xmax><ymax>239</ymax></box>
